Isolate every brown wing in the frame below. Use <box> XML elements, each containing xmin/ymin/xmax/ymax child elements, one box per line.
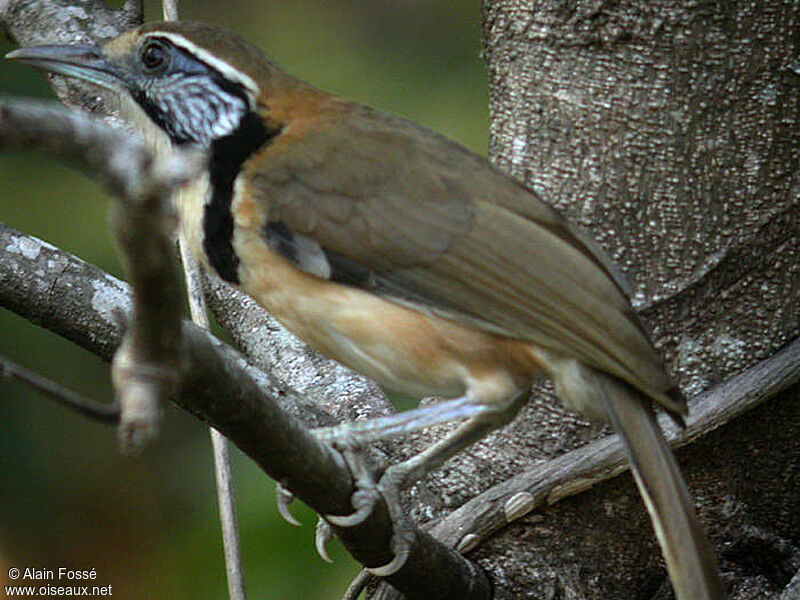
<box><xmin>246</xmin><ymin>101</ymin><xmax>678</xmax><ymax>409</ymax></box>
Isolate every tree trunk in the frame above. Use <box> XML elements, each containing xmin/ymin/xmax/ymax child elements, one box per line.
<box><xmin>462</xmin><ymin>1</ymin><xmax>800</xmax><ymax>598</ymax></box>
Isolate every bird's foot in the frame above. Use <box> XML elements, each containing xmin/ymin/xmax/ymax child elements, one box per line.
<box><xmin>312</xmin><ymin>422</ymin><xmax>375</xmax><ymax>449</ymax></box>
<box><xmin>318</xmin><ymin>442</ymin><xmax>415</xmax><ymax>576</ymax></box>
<box><xmin>275</xmin><ymin>422</ymin><xmax>375</xmax><ymax>531</ymax></box>
<box><xmin>368</xmin><ymin>463</ymin><xmax>416</xmax><ymax>576</ymax></box>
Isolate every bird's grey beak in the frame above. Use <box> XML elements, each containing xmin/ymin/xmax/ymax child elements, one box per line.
<box><xmin>5</xmin><ymin>44</ymin><xmax>122</xmax><ymax>90</ymax></box>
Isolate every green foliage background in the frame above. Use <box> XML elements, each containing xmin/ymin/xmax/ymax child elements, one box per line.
<box><xmin>0</xmin><ymin>1</ymin><xmax>487</xmax><ymax>598</ymax></box>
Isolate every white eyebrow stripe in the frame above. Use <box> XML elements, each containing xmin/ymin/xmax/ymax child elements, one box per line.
<box><xmin>143</xmin><ymin>31</ymin><xmax>260</xmax><ymax>107</ymax></box>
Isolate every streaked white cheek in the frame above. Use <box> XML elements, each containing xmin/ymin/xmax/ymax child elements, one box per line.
<box><xmin>139</xmin><ymin>76</ymin><xmax>248</xmax><ymax>146</ymax></box>
<box><xmin>176</xmin><ymin>77</ymin><xmax>247</xmax><ymax>144</ymax></box>
<box><xmin>211</xmin><ymin>107</ymin><xmax>242</xmax><ymax>138</ymax></box>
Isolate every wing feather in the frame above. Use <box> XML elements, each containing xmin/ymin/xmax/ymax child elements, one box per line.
<box><xmin>245</xmin><ymin>102</ymin><xmax>677</xmax><ymax>407</ymax></box>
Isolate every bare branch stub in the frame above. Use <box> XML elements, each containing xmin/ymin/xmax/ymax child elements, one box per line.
<box><xmin>108</xmin><ymin>195</ymin><xmax>180</xmax><ymax>453</ymax></box>
<box><xmin>0</xmin><ymin>354</ymin><xmax>120</xmax><ymax>423</ymax></box>
<box><xmin>0</xmin><ymin>98</ymin><xmax>200</xmax><ymax>452</ymax></box>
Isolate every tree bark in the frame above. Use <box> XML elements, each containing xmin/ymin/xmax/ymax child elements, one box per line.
<box><xmin>467</xmin><ymin>1</ymin><xmax>799</xmax><ymax>598</ymax></box>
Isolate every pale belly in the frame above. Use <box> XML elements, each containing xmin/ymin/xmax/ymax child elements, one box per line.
<box><xmin>231</xmin><ymin>227</ymin><xmax>543</xmax><ymax>406</ymax></box>
<box><xmin>178</xmin><ymin>175</ymin><xmax>543</xmax><ymax>407</ymax></box>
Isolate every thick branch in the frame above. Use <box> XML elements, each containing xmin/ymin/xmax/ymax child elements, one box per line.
<box><xmin>0</xmin><ymin>221</ymin><xmax>489</xmax><ymax>599</ymax></box>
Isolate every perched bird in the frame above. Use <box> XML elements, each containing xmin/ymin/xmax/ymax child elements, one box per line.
<box><xmin>8</xmin><ymin>22</ymin><xmax>724</xmax><ymax>598</ymax></box>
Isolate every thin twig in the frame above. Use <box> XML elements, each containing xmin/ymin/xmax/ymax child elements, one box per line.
<box><xmin>209</xmin><ymin>429</ymin><xmax>246</xmax><ymax>597</ymax></box>
<box><xmin>158</xmin><ymin>0</ymin><xmax>246</xmax><ymax>594</ymax></box>
<box><xmin>0</xmin><ymin>354</ymin><xmax>119</xmax><ymax>423</ymax></box>
<box><xmin>180</xmin><ymin>240</ymin><xmax>248</xmax><ymax>600</ymax></box>
<box><xmin>162</xmin><ymin>0</ymin><xmax>179</xmax><ymax>21</ymax></box>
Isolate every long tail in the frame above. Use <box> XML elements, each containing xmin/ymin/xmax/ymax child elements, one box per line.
<box><xmin>596</xmin><ymin>373</ymin><xmax>726</xmax><ymax>600</ymax></box>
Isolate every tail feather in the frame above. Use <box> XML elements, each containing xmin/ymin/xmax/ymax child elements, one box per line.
<box><xmin>596</xmin><ymin>373</ymin><xmax>725</xmax><ymax>600</ymax></box>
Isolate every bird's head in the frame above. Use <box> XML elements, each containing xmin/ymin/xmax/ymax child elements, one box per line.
<box><xmin>7</xmin><ymin>22</ymin><xmax>294</xmax><ymax>147</ymax></box>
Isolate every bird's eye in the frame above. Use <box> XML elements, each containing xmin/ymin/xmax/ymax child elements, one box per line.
<box><xmin>139</xmin><ymin>40</ymin><xmax>169</xmax><ymax>72</ymax></box>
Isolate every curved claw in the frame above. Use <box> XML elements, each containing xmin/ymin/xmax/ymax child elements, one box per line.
<box><xmin>325</xmin><ymin>488</ymin><xmax>379</xmax><ymax>527</ymax></box>
<box><xmin>275</xmin><ymin>484</ymin><xmax>301</xmax><ymax>526</ymax></box>
<box><xmin>366</xmin><ymin>547</ymin><xmax>410</xmax><ymax>577</ymax></box>
<box><xmin>325</xmin><ymin>502</ymin><xmax>374</xmax><ymax>528</ymax></box>
<box><xmin>315</xmin><ymin>518</ymin><xmax>334</xmax><ymax>563</ymax></box>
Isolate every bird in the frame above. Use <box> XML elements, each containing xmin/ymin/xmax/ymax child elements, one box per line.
<box><xmin>8</xmin><ymin>21</ymin><xmax>724</xmax><ymax>599</ymax></box>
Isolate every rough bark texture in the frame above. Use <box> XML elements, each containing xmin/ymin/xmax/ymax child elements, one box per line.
<box><xmin>449</xmin><ymin>1</ymin><xmax>800</xmax><ymax>598</ymax></box>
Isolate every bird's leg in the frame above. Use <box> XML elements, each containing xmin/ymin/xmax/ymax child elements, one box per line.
<box><xmin>281</xmin><ymin>399</ymin><xmax>487</xmax><ymax>557</ymax></box>
<box><xmin>371</xmin><ymin>416</ymin><xmax>509</xmax><ymax>576</ymax></box>
<box><xmin>314</xmin><ymin>395</ymin><xmax>493</xmax><ymax>446</ymax></box>
<box><xmin>313</xmin><ymin>396</ymin><xmax>495</xmax><ymax>540</ymax></box>
<box><xmin>324</xmin><ymin>390</ymin><xmax>529</xmax><ymax>576</ymax></box>
<box><xmin>377</xmin><ymin>413</ymin><xmax>512</xmax><ymax>500</ymax></box>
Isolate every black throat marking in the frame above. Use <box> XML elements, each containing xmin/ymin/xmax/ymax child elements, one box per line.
<box><xmin>204</xmin><ymin>112</ymin><xmax>280</xmax><ymax>283</ymax></box>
